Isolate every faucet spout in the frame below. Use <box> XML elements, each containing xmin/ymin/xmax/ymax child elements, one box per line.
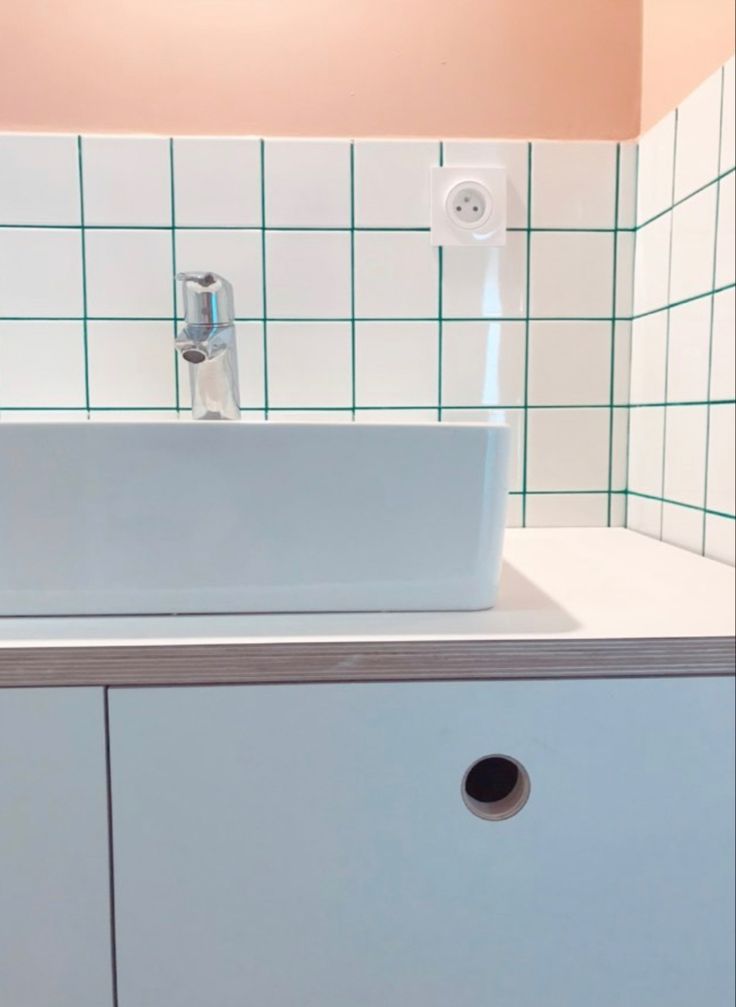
<box><xmin>175</xmin><ymin>272</ymin><xmax>241</xmax><ymax>421</ymax></box>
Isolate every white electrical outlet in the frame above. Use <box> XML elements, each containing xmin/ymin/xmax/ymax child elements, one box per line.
<box><xmin>430</xmin><ymin>166</ymin><xmax>507</xmax><ymax>246</ymax></box>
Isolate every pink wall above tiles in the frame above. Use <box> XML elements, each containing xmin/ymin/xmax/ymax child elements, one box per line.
<box><xmin>0</xmin><ymin>0</ymin><xmax>642</xmax><ymax>138</ymax></box>
<box><xmin>641</xmin><ymin>0</ymin><xmax>736</xmax><ymax>131</ymax></box>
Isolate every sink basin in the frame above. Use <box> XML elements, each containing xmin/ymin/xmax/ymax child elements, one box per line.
<box><xmin>0</xmin><ymin>420</ymin><xmax>510</xmax><ymax>616</ymax></box>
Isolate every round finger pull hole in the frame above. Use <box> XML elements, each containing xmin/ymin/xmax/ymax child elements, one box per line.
<box><xmin>462</xmin><ymin>755</ymin><xmax>530</xmax><ymax>821</ymax></box>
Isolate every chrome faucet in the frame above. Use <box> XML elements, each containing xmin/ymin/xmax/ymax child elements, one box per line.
<box><xmin>175</xmin><ymin>272</ymin><xmax>241</xmax><ymax>420</ymax></box>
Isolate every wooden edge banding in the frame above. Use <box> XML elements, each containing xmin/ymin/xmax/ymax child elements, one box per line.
<box><xmin>0</xmin><ymin>637</ymin><xmax>733</xmax><ymax>688</ymax></box>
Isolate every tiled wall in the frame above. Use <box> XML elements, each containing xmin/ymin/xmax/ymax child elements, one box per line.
<box><xmin>0</xmin><ymin>133</ymin><xmax>635</xmax><ymax>530</ymax></box>
<box><xmin>628</xmin><ymin>56</ymin><xmax>735</xmax><ymax>564</ymax></box>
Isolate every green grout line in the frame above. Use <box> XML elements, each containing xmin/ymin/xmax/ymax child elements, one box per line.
<box><xmin>1</xmin><ymin>163</ymin><xmax>731</xmax><ymax>237</ymax></box>
<box><xmin>259</xmin><ymin>140</ymin><xmax>270</xmax><ymax>418</ymax></box>
<box><xmin>660</xmin><ymin>106</ymin><xmax>680</xmax><ymax>539</ymax></box>
<box><xmin>606</xmin><ymin>144</ymin><xmax>621</xmax><ymax>525</ymax></box>
<box><xmin>624</xmin><ymin>138</ymin><xmax>641</xmax><ymax>529</ymax></box>
<box><xmin>437</xmin><ymin>141</ymin><xmax>444</xmax><ymax>422</ymax></box>
<box><xmin>521</xmin><ymin>142</ymin><xmax>532</xmax><ymax>527</ymax></box>
<box><xmin>627</xmin><ymin>490</ymin><xmax>736</xmax><ymax>522</ymax></box>
<box><xmin>349</xmin><ymin>143</ymin><xmax>356</xmax><ymax>417</ymax></box>
<box><xmin>635</xmin><ymin>164</ymin><xmax>735</xmax><ymax>232</ymax></box>
<box><xmin>630</xmin><ymin>398</ymin><xmax>735</xmax><ymax>408</ymax></box>
<box><xmin>701</xmin><ymin>66</ymin><xmax>727</xmax><ymax>556</ymax></box>
<box><xmin>657</xmin><ymin>107</ymin><xmax>679</xmax><ymax>540</ymax></box>
<box><xmin>76</xmin><ymin>136</ymin><xmax>91</xmax><ymax>413</ymax></box>
<box><xmin>168</xmin><ymin>139</ymin><xmax>180</xmax><ymax>412</ymax></box>
<box><xmin>1</xmin><ymin>403</ymin><xmax>642</xmax><ymax>413</ymax></box>
<box><xmin>0</xmin><ymin>222</ymin><xmax>633</xmax><ymax>234</ymax></box>
<box><xmin>0</xmin><ymin>314</ymin><xmax>650</xmax><ymax>323</ymax></box>
<box><xmin>632</xmin><ymin>282</ymin><xmax>735</xmax><ymax>320</ymax></box>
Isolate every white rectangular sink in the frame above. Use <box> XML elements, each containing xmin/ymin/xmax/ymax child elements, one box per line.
<box><xmin>0</xmin><ymin>420</ymin><xmax>510</xmax><ymax>616</ymax></box>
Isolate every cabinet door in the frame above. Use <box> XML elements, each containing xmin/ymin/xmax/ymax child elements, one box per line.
<box><xmin>110</xmin><ymin>677</ymin><xmax>735</xmax><ymax>1007</ymax></box>
<box><xmin>0</xmin><ymin>688</ymin><xmax>113</xmax><ymax>1007</ymax></box>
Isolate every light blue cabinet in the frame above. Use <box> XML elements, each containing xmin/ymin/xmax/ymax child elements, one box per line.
<box><xmin>110</xmin><ymin>677</ymin><xmax>735</xmax><ymax>1007</ymax></box>
<box><xmin>0</xmin><ymin>688</ymin><xmax>113</xmax><ymax>1007</ymax></box>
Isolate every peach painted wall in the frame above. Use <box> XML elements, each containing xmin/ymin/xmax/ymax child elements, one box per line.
<box><xmin>641</xmin><ymin>0</ymin><xmax>736</xmax><ymax>130</ymax></box>
<box><xmin>0</xmin><ymin>0</ymin><xmax>641</xmax><ymax>138</ymax></box>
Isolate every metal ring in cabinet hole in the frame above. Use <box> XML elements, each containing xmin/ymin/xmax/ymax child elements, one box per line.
<box><xmin>461</xmin><ymin>754</ymin><xmax>530</xmax><ymax>821</ymax></box>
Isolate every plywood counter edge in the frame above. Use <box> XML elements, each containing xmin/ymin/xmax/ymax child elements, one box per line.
<box><xmin>1</xmin><ymin>530</ymin><xmax>734</xmax><ymax>687</ymax></box>
<box><xmin>0</xmin><ymin>637</ymin><xmax>732</xmax><ymax>689</ymax></box>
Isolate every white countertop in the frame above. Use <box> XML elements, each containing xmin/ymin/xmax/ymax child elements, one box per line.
<box><xmin>2</xmin><ymin>529</ymin><xmax>733</xmax><ymax>650</ymax></box>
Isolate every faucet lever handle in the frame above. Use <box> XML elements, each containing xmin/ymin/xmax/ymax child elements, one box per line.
<box><xmin>177</xmin><ymin>271</ymin><xmax>235</xmax><ymax>326</ymax></box>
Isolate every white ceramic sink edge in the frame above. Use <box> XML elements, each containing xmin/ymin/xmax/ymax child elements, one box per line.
<box><xmin>0</xmin><ymin>420</ymin><xmax>510</xmax><ymax>616</ymax></box>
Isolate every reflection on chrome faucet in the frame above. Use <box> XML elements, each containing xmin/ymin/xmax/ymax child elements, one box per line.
<box><xmin>175</xmin><ymin>271</ymin><xmax>241</xmax><ymax>420</ymax></box>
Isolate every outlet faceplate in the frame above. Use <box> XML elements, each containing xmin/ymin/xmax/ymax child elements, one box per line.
<box><xmin>430</xmin><ymin>166</ymin><xmax>507</xmax><ymax>246</ymax></box>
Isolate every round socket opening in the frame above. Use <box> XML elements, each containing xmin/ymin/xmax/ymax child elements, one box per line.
<box><xmin>462</xmin><ymin>755</ymin><xmax>530</xmax><ymax>821</ymax></box>
<box><xmin>445</xmin><ymin>180</ymin><xmax>493</xmax><ymax>229</ymax></box>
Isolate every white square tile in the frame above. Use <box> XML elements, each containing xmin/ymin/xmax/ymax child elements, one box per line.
<box><xmin>87</xmin><ymin>321</ymin><xmax>175</xmax><ymax>407</ymax></box>
<box><xmin>531</xmin><ymin>142</ymin><xmax>617</xmax><ymax>227</ymax></box>
<box><xmin>441</xmin><ymin>321</ymin><xmax>525</xmax><ymax>406</ymax></box>
<box><xmin>175</xmin><ymin>230</ymin><xmax>262</xmax><ymax>319</ymax></box>
<box><xmin>613</xmin><ymin>321</ymin><xmax>632</xmax><ymax>403</ymax></box>
<box><xmin>0</xmin><ymin>409</ymin><xmax>85</xmax><ymax>423</ymax></box>
<box><xmin>615</xmin><ymin>231</ymin><xmax>635</xmax><ymax>317</ymax></box>
<box><xmin>501</xmin><ymin>409</ymin><xmax>524</xmax><ymax>492</ymax></box>
<box><xmin>442</xmin><ymin>408</ymin><xmax>506</xmax><ymax>423</ymax></box>
<box><xmin>633</xmin><ymin>214</ymin><xmax>671</xmax><ymax>315</ymax></box>
<box><xmin>0</xmin><ymin>135</ymin><xmax>80</xmax><ymax>225</ymax></box>
<box><xmin>355</xmin><ymin>232</ymin><xmax>437</xmax><ymax>318</ymax></box>
<box><xmin>178</xmin><ymin>322</ymin><xmax>265</xmax><ymax>410</ymax></box>
<box><xmin>663</xmin><ymin>404</ymin><xmax>707</xmax><ymax>507</ymax></box>
<box><xmin>525</xmin><ymin>493</ymin><xmax>608</xmax><ymax>528</ymax></box>
<box><xmin>0</xmin><ymin>228</ymin><xmax>83</xmax><ymax>316</ymax></box>
<box><xmin>715</xmin><ymin>171</ymin><xmax>735</xmax><ymax>289</ymax></box>
<box><xmin>82</xmin><ymin>136</ymin><xmax>170</xmax><ymax>226</ymax></box>
<box><xmin>529</xmin><ymin>232</ymin><xmax>613</xmax><ymax>318</ymax></box>
<box><xmin>355</xmin><ymin>322</ymin><xmax>438</xmax><ymax>406</ymax></box>
<box><xmin>443</xmin><ymin>141</ymin><xmax>529</xmax><ymax>227</ymax></box>
<box><xmin>528</xmin><ymin>321</ymin><xmax>610</xmax><ymax>405</ymax></box>
<box><xmin>710</xmin><ymin>288</ymin><xmax>735</xmax><ymax>400</ymax></box>
<box><xmin>674</xmin><ymin>69</ymin><xmax>722</xmax><ymax>201</ymax></box>
<box><xmin>637</xmin><ymin>112</ymin><xmax>676</xmax><ymax>224</ymax></box>
<box><xmin>90</xmin><ymin>410</ymin><xmax>183</xmax><ymax>424</ymax></box>
<box><xmin>441</xmin><ymin>235</ymin><xmax>526</xmax><ymax>318</ymax></box>
<box><xmin>706</xmin><ymin>403</ymin><xmax>735</xmax><ymax>515</ymax></box>
<box><xmin>266</xmin><ymin>322</ymin><xmax>351</xmax><ymax>408</ymax></box>
<box><xmin>609</xmin><ymin>492</ymin><xmax>626</xmax><ymax>527</ymax></box>
<box><xmin>721</xmin><ymin>58</ymin><xmax>735</xmax><ymax>173</ymax></box>
<box><xmin>173</xmin><ymin>138</ymin><xmax>261</xmax><ymax>227</ymax></box>
<box><xmin>666</xmin><ymin>298</ymin><xmax>711</xmax><ymax>402</ymax></box>
<box><xmin>269</xmin><ymin>409</ymin><xmax>352</xmax><ymax>423</ymax></box>
<box><xmin>626</xmin><ymin>494</ymin><xmax>662</xmax><ymax>540</ymax></box>
<box><xmin>526</xmin><ymin>407</ymin><xmax>610</xmax><ymax>491</ymax></box>
<box><xmin>0</xmin><ymin>321</ymin><xmax>85</xmax><ymax>406</ymax></box>
<box><xmin>628</xmin><ymin>406</ymin><xmax>665</xmax><ymax>497</ymax></box>
<box><xmin>705</xmin><ymin>514</ymin><xmax>735</xmax><ymax>565</ymax></box>
<box><xmin>266</xmin><ymin>231</ymin><xmax>350</xmax><ymax>318</ymax></box>
<box><xmin>617</xmin><ymin>142</ymin><xmax>638</xmax><ymax>229</ymax></box>
<box><xmin>443</xmin><ymin>411</ymin><xmax>523</xmax><ymax>490</ymax></box>
<box><xmin>354</xmin><ymin>141</ymin><xmax>439</xmax><ymax>227</ymax></box>
<box><xmin>505</xmin><ymin>495</ymin><xmax>523</xmax><ymax>528</ymax></box>
<box><xmin>265</xmin><ymin>140</ymin><xmax>350</xmax><ymax>227</ymax></box>
<box><xmin>611</xmin><ymin>409</ymin><xmax>629</xmax><ymax>490</ymax></box>
<box><xmin>85</xmin><ymin>230</ymin><xmax>173</xmax><ymax>317</ymax></box>
<box><xmin>357</xmin><ymin>409</ymin><xmax>436</xmax><ymax>424</ymax></box>
<box><xmin>661</xmin><ymin>503</ymin><xmax>703</xmax><ymax>555</ymax></box>
<box><xmin>669</xmin><ymin>187</ymin><xmax>717</xmax><ymax>304</ymax></box>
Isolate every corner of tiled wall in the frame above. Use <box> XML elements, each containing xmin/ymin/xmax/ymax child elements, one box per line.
<box><xmin>628</xmin><ymin>55</ymin><xmax>735</xmax><ymax>565</ymax></box>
